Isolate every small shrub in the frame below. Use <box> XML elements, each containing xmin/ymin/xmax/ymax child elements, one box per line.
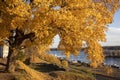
<box><xmin>38</xmin><ymin>53</ymin><xmax>61</xmax><ymax>66</ymax></box>
<box><xmin>17</xmin><ymin>51</ymin><xmax>26</xmax><ymax>62</ymax></box>
<box><xmin>61</xmin><ymin>60</ymin><xmax>68</xmax><ymax>68</ymax></box>
<box><xmin>105</xmin><ymin>66</ymin><xmax>113</xmax><ymax>75</ymax></box>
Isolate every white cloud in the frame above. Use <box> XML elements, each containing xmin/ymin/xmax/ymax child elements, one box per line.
<box><xmin>101</xmin><ymin>27</ymin><xmax>120</xmax><ymax>46</ymax></box>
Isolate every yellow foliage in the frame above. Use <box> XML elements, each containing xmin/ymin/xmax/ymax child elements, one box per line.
<box><xmin>0</xmin><ymin>0</ymin><xmax>120</xmax><ymax>68</ymax></box>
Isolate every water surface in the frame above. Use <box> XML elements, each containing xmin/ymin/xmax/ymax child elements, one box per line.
<box><xmin>49</xmin><ymin>50</ymin><xmax>120</xmax><ymax>67</ymax></box>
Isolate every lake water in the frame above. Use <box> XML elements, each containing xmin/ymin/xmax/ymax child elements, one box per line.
<box><xmin>49</xmin><ymin>50</ymin><xmax>120</xmax><ymax>67</ymax></box>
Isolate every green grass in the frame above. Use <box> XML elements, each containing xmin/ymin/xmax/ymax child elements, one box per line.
<box><xmin>49</xmin><ymin>71</ymin><xmax>94</xmax><ymax>80</ymax></box>
<box><xmin>30</xmin><ymin>62</ymin><xmax>95</xmax><ymax>80</ymax></box>
<box><xmin>69</xmin><ymin>65</ymin><xmax>95</xmax><ymax>80</ymax></box>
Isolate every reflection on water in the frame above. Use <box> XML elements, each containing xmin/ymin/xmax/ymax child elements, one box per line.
<box><xmin>49</xmin><ymin>50</ymin><xmax>120</xmax><ymax>67</ymax></box>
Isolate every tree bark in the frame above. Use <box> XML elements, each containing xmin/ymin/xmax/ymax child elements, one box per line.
<box><xmin>4</xmin><ymin>47</ymin><xmax>13</xmax><ymax>72</ymax></box>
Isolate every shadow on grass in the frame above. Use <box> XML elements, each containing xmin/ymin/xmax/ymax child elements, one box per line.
<box><xmin>33</xmin><ymin>63</ymin><xmax>66</xmax><ymax>72</ymax></box>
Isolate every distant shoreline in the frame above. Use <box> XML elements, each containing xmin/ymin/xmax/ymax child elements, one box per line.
<box><xmin>50</xmin><ymin>46</ymin><xmax>120</xmax><ymax>50</ymax></box>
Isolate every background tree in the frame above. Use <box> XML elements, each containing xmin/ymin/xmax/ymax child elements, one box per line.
<box><xmin>0</xmin><ymin>0</ymin><xmax>120</xmax><ymax>72</ymax></box>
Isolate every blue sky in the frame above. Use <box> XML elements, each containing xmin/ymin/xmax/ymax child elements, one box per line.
<box><xmin>108</xmin><ymin>9</ymin><xmax>120</xmax><ymax>28</ymax></box>
<box><xmin>51</xmin><ymin>9</ymin><xmax>120</xmax><ymax>48</ymax></box>
<box><xmin>101</xmin><ymin>9</ymin><xmax>120</xmax><ymax>46</ymax></box>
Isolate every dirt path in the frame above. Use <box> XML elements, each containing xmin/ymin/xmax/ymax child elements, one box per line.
<box><xmin>0</xmin><ymin>65</ymin><xmax>15</xmax><ymax>80</ymax></box>
<box><xmin>0</xmin><ymin>73</ymin><xmax>15</xmax><ymax>80</ymax></box>
<box><xmin>94</xmin><ymin>74</ymin><xmax>120</xmax><ymax>80</ymax></box>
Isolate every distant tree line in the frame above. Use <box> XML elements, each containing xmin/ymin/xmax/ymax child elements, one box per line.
<box><xmin>103</xmin><ymin>46</ymin><xmax>120</xmax><ymax>50</ymax></box>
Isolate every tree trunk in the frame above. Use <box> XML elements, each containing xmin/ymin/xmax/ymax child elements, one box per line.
<box><xmin>4</xmin><ymin>29</ymin><xmax>35</xmax><ymax>72</ymax></box>
<box><xmin>4</xmin><ymin>47</ymin><xmax>13</xmax><ymax>72</ymax></box>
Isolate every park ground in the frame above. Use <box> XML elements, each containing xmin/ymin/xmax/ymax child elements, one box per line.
<box><xmin>0</xmin><ymin>57</ymin><xmax>120</xmax><ymax>80</ymax></box>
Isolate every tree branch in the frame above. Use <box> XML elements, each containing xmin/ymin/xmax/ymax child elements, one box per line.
<box><xmin>14</xmin><ymin>32</ymin><xmax>35</xmax><ymax>46</ymax></box>
<box><xmin>0</xmin><ymin>62</ymin><xmax>6</xmax><ymax>66</ymax></box>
